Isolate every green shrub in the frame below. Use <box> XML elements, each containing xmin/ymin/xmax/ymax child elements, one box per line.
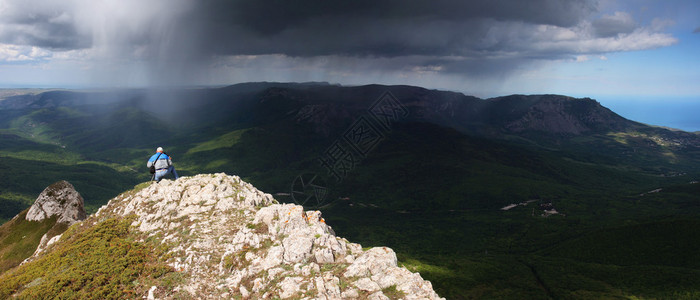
<box><xmin>382</xmin><ymin>285</ymin><xmax>406</xmax><ymax>300</ymax></box>
<box><xmin>0</xmin><ymin>217</ymin><xmax>174</xmax><ymax>299</ymax></box>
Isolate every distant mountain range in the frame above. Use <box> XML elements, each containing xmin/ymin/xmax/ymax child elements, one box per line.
<box><xmin>1</xmin><ymin>83</ymin><xmax>699</xmax><ymax>298</ymax></box>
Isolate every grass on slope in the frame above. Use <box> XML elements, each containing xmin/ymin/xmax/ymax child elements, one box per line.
<box><xmin>185</xmin><ymin>129</ymin><xmax>248</xmax><ymax>155</ymax></box>
<box><xmin>0</xmin><ymin>210</ymin><xmax>57</xmax><ymax>274</ymax></box>
<box><xmin>0</xmin><ymin>217</ymin><xmax>176</xmax><ymax>299</ymax></box>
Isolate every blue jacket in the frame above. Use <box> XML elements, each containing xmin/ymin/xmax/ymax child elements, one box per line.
<box><xmin>147</xmin><ymin>152</ymin><xmax>172</xmax><ymax>170</ymax></box>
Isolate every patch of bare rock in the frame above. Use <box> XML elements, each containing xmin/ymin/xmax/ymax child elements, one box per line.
<box><xmin>89</xmin><ymin>173</ymin><xmax>443</xmax><ymax>299</ymax></box>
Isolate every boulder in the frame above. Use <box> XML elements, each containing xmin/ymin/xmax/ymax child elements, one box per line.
<box><xmin>25</xmin><ymin>181</ymin><xmax>86</xmax><ymax>224</ymax></box>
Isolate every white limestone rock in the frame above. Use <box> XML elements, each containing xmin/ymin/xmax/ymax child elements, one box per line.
<box><xmin>344</xmin><ymin>247</ymin><xmax>398</xmax><ymax>278</ymax></box>
<box><xmin>25</xmin><ymin>180</ymin><xmax>86</xmax><ymax>224</ymax></box>
<box><xmin>278</xmin><ymin>276</ymin><xmax>304</xmax><ymax>298</ymax></box>
<box><xmin>341</xmin><ymin>288</ymin><xmax>360</xmax><ymax>299</ymax></box>
<box><xmin>282</xmin><ymin>235</ymin><xmax>314</xmax><ymax>263</ymax></box>
<box><xmin>354</xmin><ymin>277</ymin><xmax>381</xmax><ymax>293</ymax></box>
<box><xmin>47</xmin><ymin>173</ymin><xmax>444</xmax><ymax>300</ymax></box>
<box><xmin>369</xmin><ymin>291</ymin><xmax>390</xmax><ymax>300</ymax></box>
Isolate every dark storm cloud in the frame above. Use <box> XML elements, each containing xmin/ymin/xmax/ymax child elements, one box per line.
<box><xmin>187</xmin><ymin>0</ymin><xmax>598</xmax><ymax>57</ymax></box>
<box><xmin>174</xmin><ymin>0</ymin><xmax>673</xmax><ymax>79</ymax></box>
<box><xmin>219</xmin><ymin>0</ymin><xmax>592</xmax><ymax>35</ymax></box>
<box><xmin>0</xmin><ymin>4</ymin><xmax>91</xmax><ymax>50</ymax></box>
<box><xmin>0</xmin><ymin>0</ymin><xmax>678</xmax><ymax>86</ymax></box>
<box><xmin>0</xmin><ymin>0</ymin><xmax>670</xmax><ymax>61</ymax></box>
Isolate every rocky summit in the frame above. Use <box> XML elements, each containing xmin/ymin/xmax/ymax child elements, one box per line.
<box><xmin>26</xmin><ymin>180</ymin><xmax>86</xmax><ymax>225</ymax></box>
<box><xmin>37</xmin><ymin>173</ymin><xmax>442</xmax><ymax>299</ymax></box>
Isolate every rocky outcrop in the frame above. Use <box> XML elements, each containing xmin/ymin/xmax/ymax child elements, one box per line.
<box><xmin>89</xmin><ymin>173</ymin><xmax>443</xmax><ymax>299</ymax></box>
<box><xmin>25</xmin><ymin>180</ymin><xmax>86</xmax><ymax>225</ymax></box>
<box><xmin>21</xmin><ymin>181</ymin><xmax>86</xmax><ymax>263</ymax></box>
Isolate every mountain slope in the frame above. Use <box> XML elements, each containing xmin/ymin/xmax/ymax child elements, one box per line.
<box><xmin>0</xmin><ymin>181</ymin><xmax>85</xmax><ymax>273</ymax></box>
<box><xmin>0</xmin><ymin>174</ymin><xmax>443</xmax><ymax>299</ymax></box>
<box><xmin>1</xmin><ymin>83</ymin><xmax>700</xmax><ymax>298</ymax></box>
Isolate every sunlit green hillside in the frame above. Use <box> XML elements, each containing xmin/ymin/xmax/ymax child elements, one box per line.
<box><xmin>1</xmin><ymin>84</ymin><xmax>699</xmax><ymax>298</ymax></box>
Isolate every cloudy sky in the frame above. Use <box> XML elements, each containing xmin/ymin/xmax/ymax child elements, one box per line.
<box><xmin>0</xmin><ymin>0</ymin><xmax>698</xmax><ymax>99</ymax></box>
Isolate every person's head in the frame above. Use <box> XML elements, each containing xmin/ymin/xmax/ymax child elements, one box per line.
<box><xmin>156</xmin><ymin>147</ymin><xmax>164</xmax><ymax>153</ymax></box>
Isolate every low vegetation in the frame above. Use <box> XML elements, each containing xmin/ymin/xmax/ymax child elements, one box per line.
<box><xmin>0</xmin><ymin>210</ymin><xmax>57</xmax><ymax>273</ymax></box>
<box><xmin>0</xmin><ymin>217</ymin><xmax>174</xmax><ymax>299</ymax></box>
<box><xmin>1</xmin><ymin>85</ymin><xmax>699</xmax><ymax>298</ymax></box>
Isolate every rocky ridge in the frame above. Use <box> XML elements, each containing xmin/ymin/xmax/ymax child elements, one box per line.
<box><xmin>70</xmin><ymin>173</ymin><xmax>443</xmax><ymax>299</ymax></box>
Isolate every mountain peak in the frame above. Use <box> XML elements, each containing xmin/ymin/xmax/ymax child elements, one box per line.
<box><xmin>25</xmin><ymin>181</ymin><xmax>86</xmax><ymax>225</ymax></box>
<box><xmin>13</xmin><ymin>174</ymin><xmax>443</xmax><ymax>299</ymax></box>
<box><xmin>489</xmin><ymin>94</ymin><xmax>632</xmax><ymax>134</ymax></box>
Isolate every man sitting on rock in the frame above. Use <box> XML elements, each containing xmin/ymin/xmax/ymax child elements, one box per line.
<box><xmin>147</xmin><ymin>147</ymin><xmax>179</xmax><ymax>182</ymax></box>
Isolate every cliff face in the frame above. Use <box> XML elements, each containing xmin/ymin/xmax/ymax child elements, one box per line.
<box><xmin>17</xmin><ymin>174</ymin><xmax>443</xmax><ymax>299</ymax></box>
